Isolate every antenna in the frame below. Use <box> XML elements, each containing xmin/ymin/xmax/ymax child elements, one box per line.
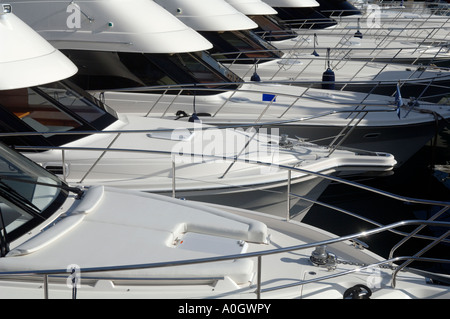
<box><xmin>322</xmin><ymin>48</ymin><xmax>335</xmax><ymax>90</ymax></box>
<box><xmin>354</xmin><ymin>18</ymin><xmax>363</xmax><ymax>39</ymax></box>
<box><xmin>312</xmin><ymin>33</ymin><xmax>319</xmax><ymax>57</ymax></box>
<box><xmin>188</xmin><ymin>84</ymin><xmax>201</xmax><ymax>123</ymax></box>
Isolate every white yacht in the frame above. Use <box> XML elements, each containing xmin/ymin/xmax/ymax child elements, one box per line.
<box><xmin>212</xmin><ymin>0</ymin><xmax>450</xmax><ymax>102</ymax></box>
<box><xmin>0</xmin><ymin>140</ymin><xmax>449</xmax><ymax>299</ymax></box>
<box><xmin>0</xmin><ymin>6</ymin><xmax>398</xmax><ymax>221</ymax></box>
<box><xmin>0</xmin><ymin>4</ymin><xmax>448</xmax><ymax>300</ymax></box>
<box><xmin>155</xmin><ymin>0</ymin><xmax>450</xmax><ymax>98</ymax></box>
<box><xmin>7</xmin><ymin>0</ymin><xmax>450</xmax><ymax>166</ymax></box>
<box><xmin>334</xmin><ymin>0</ymin><xmax>450</xmax><ymax>39</ymax></box>
<box><xmin>267</xmin><ymin>0</ymin><xmax>450</xmax><ymax>65</ymax></box>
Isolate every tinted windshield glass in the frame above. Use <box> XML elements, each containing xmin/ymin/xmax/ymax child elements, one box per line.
<box><xmin>203</xmin><ymin>30</ymin><xmax>283</xmax><ymax>64</ymax></box>
<box><xmin>0</xmin><ymin>81</ymin><xmax>117</xmax><ymax>147</ymax></box>
<box><xmin>250</xmin><ymin>15</ymin><xmax>298</xmax><ymax>42</ymax></box>
<box><xmin>63</xmin><ymin>50</ymin><xmax>241</xmax><ymax>94</ymax></box>
<box><xmin>273</xmin><ymin>7</ymin><xmax>338</xmax><ymax>29</ymax></box>
<box><xmin>37</xmin><ymin>81</ymin><xmax>110</xmax><ymax>123</ymax></box>
<box><xmin>0</xmin><ymin>87</ymin><xmax>82</xmax><ymax>135</ymax></box>
<box><xmin>158</xmin><ymin>52</ymin><xmax>241</xmax><ymax>85</ymax></box>
<box><xmin>0</xmin><ymin>142</ymin><xmax>67</xmax><ymax>246</ymax></box>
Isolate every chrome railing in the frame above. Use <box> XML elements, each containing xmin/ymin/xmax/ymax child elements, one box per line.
<box><xmin>93</xmin><ymin>78</ymin><xmax>450</xmax><ymax>121</ymax></box>
<box><xmin>270</xmin><ymin>30</ymin><xmax>450</xmax><ymax>63</ymax></box>
<box><xmin>212</xmin><ymin>46</ymin><xmax>450</xmax><ymax>80</ymax></box>
<box><xmin>90</xmin><ymin>79</ymin><xmax>450</xmax><ymax>160</ymax></box>
<box><xmin>280</xmin><ymin>3</ymin><xmax>450</xmax><ymax>40</ymax></box>
<box><xmin>289</xmin><ymin>27</ymin><xmax>450</xmax><ymax>49</ymax></box>
<box><xmin>0</xmin><ymin>221</ymin><xmax>448</xmax><ymax>299</ymax></box>
<box><xmin>0</xmin><ymin>106</ymin><xmax>403</xmax><ymax>166</ymax></box>
<box><xmin>0</xmin><ymin>124</ymin><xmax>442</xmax><ymax>209</ymax></box>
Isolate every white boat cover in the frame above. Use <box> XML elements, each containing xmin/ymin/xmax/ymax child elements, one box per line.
<box><xmin>155</xmin><ymin>0</ymin><xmax>258</xmax><ymax>31</ymax></box>
<box><xmin>4</xmin><ymin>186</ymin><xmax>269</xmax><ymax>284</ymax></box>
<box><xmin>0</xmin><ymin>10</ymin><xmax>77</xmax><ymax>90</ymax></box>
<box><xmin>225</xmin><ymin>0</ymin><xmax>278</xmax><ymax>15</ymax></box>
<box><xmin>264</xmin><ymin>0</ymin><xmax>320</xmax><ymax>8</ymax></box>
<box><xmin>7</xmin><ymin>0</ymin><xmax>213</xmax><ymax>53</ymax></box>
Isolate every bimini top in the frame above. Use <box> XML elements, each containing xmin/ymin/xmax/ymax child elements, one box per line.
<box><xmin>7</xmin><ymin>0</ymin><xmax>213</xmax><ymax>53</ymax></box>
<box><xmin>264</xmin><ymin>0</ymin><xmax>320</xmax><ymax>8</ymax></box>
<box><xmin>0</xmin><ymin>5</ymin><xmax>77</xmax><ymax>90</ymax></box>
<box><xmin>225</xmin><ymin>0</ymin><xmax>278</xmax><ymax>15</ymax></box>
<box><xmin>155</xmin><ymin>0</ymin><xmax>258</xmax><ymax>32</ymax></box>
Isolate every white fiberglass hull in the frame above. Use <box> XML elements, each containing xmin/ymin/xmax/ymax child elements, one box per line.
<box><xmin>269</xmin><ymin>4</ymin><xmax>450</xmax><ymax>65</ymax></box>
<box><xmin>168</xmin><ymin>172</ymin><xmax>332</xmax><ymax>221</ymax></box>
<box><xmin>266</xmin><ymin>120</ymin><xmax>445</xmax><ymax>167</ymax></box>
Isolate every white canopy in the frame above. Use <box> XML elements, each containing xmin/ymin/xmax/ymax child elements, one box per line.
<box><xmin>8</xmin><ymin>0</ymin><xmax>213</xmax><ymax>53</ymax></box>
<box><xmin>263</xmin><ymin>0</ymin><xmax>320</xmax><ymax>8</ymax></box>
<box><xmin>154</xmin><ymin>0</ymin><xmax>258</xmax><ymax>31</ymax></box>
<box><xmin>0</xmin><ymin>7</ymin><xmax>77</xmax><ymax>90</ymax></box>
<box><xmin>225</xmin><ymin>0</ymin><xmax>278</xmax><ymax>15</ymax></box>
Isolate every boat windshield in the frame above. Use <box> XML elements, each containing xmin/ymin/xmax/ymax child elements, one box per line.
<box><xmin>273</xmin><ymin>7</ymin><xmax>338</xmax><ymax>29</ymax></box>
<box><xmin>250</xmin><ymin>15</ymin><xmax>298</xmax><ymax>42</ymax></box>
<box><xmin>0</xmin><ymin>80</ymin><xmax>117</xmax><ymax>147</ymax></box>
<box><xmin>63</xmin><ymin>50</ymin><xmax>241</xmax><ymax>95</ymax></box>
<box><xmin>202</xmin><ymin>30</ymin><xmax>284</xmax><ymax>64</ymax></box>
<box><xmin>0</xmin><ymin>142</ymin><xmax>68</xmax><ymax>253</ymax></box>
<box><xmin>315</xmin><ymin>0</ymin><xmax>361</xmax><ymax>17</ymax></box>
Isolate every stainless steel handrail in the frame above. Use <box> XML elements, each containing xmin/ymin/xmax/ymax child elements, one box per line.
<box><xmin>212</xmin><ymin>46</ymin><xmax>450</xmax><ymax>73</ymax></box>
<box><xmin>290</xmin><ymin>192</ymin><xmax>450</xmax><ymax>245</ymax></box>
<box><xmin>0</xmin><ymin>104</ymin><xmax>408</xmax><ymax>173</ymax></box>
<box><xmin>0</xmin><ymin>220</ymin><xmax>448</xmax><ymax>299</ymax></box>
<box><xmin>0</xmin><ymin>106</ymin><xmax>403</xmax><ymax>138</ymax></box>
<box><xmin>92</xmin><ymin>78</ymin><xmax>450</xmax><ymax>127</ymax></box>
<box><xmin>92</xmin><ymin>75</ymin><xmax>450</xmax><ymax>93</ymax></box>
<box><xmin>95</xmin><ymin>76</ymin><xmax>450</xmax><ymax>99</ymax></box>
<box><xmin>10</xmin><ymin>142</ymin><xmax>450</xmax><ymax>217</ymax></box>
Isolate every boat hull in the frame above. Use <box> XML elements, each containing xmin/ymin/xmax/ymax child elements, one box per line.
<box><xmin>98</xmin><ymin>88</ymin><xmax>450</xmax><ymax>167</ymax></box>
<box><xmin>162</xmin><ymin>173</ymin><xmax>331</xmax><ymax>221</ymax></box>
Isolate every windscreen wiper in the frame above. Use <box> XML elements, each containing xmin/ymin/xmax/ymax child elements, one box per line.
<box><xmin>0</xmin><ymin>206</ymin><xmax>9</xmax><ymax>257</ymax></box>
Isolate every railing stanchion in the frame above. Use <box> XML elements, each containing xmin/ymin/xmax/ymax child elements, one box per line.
<box><xmin>43</xmin><ymin>274</ymin><xmax>49</xmax><ymax>299</ymax></box>
<box><xmin>287</xmin><ymin>170</ymin><xmax>291</xmax><ymax>221</ymax></box>
<box><xmin>61</xmin><ymin>149</ymin><xmax>66</xmax><ymax>183</ymax></box>
<box><xmin>172</xmin><ymin>160</ymin><xmax>176</xmax><ymax>198</ymax></box>
<box><xmin>392</xmin><ymin>230</ymin><xmax>450</xmax><ymax>288</ymax></box>
<box><xmin>257</xmin><ymin>256</ymin><xmax>262</xmax><ymax>299</ymax></box>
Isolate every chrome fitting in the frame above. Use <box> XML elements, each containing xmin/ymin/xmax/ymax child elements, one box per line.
<box><xmin>0</xmin><ymin>4</ymin><xmax>11</xmax><ymax>14</ymax></box>
<box><xmin>310</xmin><ymin>245</ymin><xmax>337</xmax><ymax>270</ymax></box>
